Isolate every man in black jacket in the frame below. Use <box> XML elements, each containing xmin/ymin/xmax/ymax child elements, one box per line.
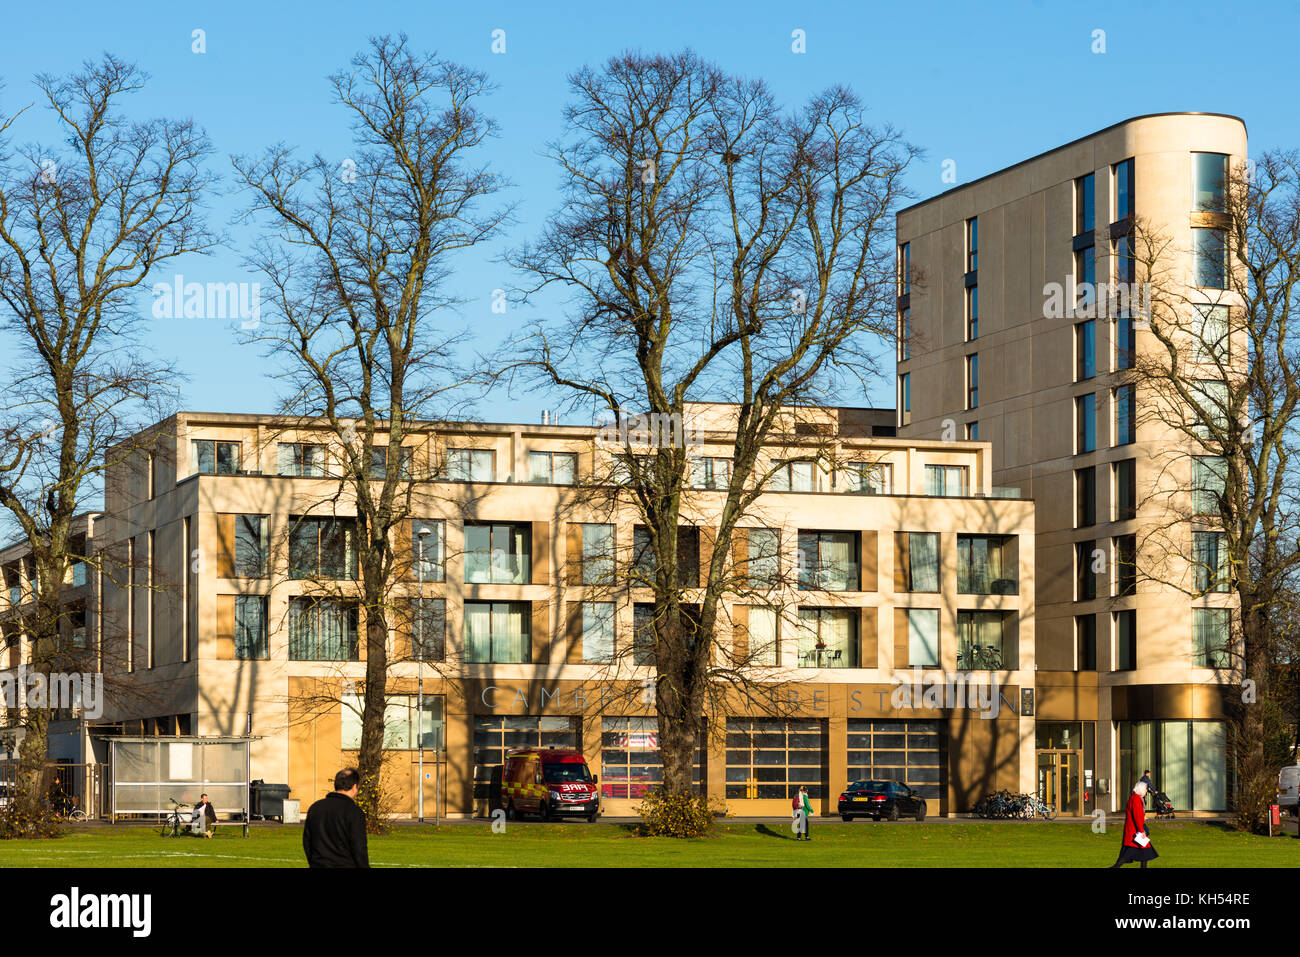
<box><xmin>302</xmin><ymin>768</ymin><xmax>369</xmax><ymax>868</ymax></box>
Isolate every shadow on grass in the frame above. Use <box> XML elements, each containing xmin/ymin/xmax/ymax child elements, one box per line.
<box><xmin>755</xmin><ymin>823</ymin><xmax>796</xmax><ymax>841</ymax></box>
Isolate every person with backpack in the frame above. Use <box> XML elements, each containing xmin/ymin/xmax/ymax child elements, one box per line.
<box><xmin>1110</xmin><ymin>781</ymin><xmax>1159</xmax><ymax>868</ymax></box>
<box><xmin>792</xmin><ymin>785</ymin><xmax>814</xmax><ymax>841</ymax></box>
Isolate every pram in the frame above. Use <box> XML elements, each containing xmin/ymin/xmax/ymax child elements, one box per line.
<box><xmin>1151</xmin><ymin>790</ymin><xmax>1176</xmax><ymax>819</ymax></box>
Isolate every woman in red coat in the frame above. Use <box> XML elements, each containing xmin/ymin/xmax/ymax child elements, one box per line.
<box><xmin>1111</xmin><ymin>781</ymin><xmax>1159</xmax><ymax>867</ymax></box>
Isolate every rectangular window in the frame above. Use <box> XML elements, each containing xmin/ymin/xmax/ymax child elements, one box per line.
<box><xmin>966</xmin><ymin>217</ymin><xmax>978</xmax><ymax>272</ymax></box>
<box><xmin>1076</xmin><ymin>394</ymin><xmax>1096</xmax><ymax>453</ymax></box>
<box><xmin>410</xmin><ymin>519</ymin><xmax>445</xmax><ymax>582</ymax></box>
<box><xmin>843</xmin><ymin>461</ymin><xmax>891</xmax><ymax>495</ymax></box>
<box><xmin>1113</xmin><ymin>459</ymin><xmax>1137</xmax><ymax>521</ymax></box>
<box><xmin>1075</xmin><ymin>246</ymin><xmax>1096</xmax><ymax>312</ymax></box>
<box><xmin>1075</xmin><ymin>172</ymin><xmax>1095</xmax><ymax>235</ymax></box>
<box><xmin>1114</xmin><ymin>158</ymin><xmax>1135</xmax><ymax>220</ymax></box>
<box><xmin>633</xmin><ymin>603</ymin><xmax>656</xmax><ymax>666</ymax></box>
<box><xmin>846</xmin><ymin>720</ymin><xmax>943</xmax><ymax>800</ymax></box>
<box><xmin>371</xmin><ymin>445</ymin><xmax>413</xmax><ymax>481</ymax></box>
<box><xmin>1194</xmin><ymin>532</ymin><xmax>1229</xmax><ymax>593</ymax></box>
<box><xmin>797</xmin><ymin>530</ymin><xmax>859</xmax><ymax>592</ymax></box>
<box><xmin>581</xmin><ymin>601</ymin><xmax>616</xmax><ymax>663</ymax></box>
<box><xmin>1075</xmin><ymin>541</ymin><xmax>1097</xmax><ymax>601</ymax></box>
<box><xmin>446</xmin><ymin>448</ymin><xmax>495</xmax><ymax>482</ymax></box>
<box><xmin>966</xmin><ymin>422</ymin><xmax>979</xmax><ymax>440</ymax></box>
<box><xmin>580</xmin><ymin>523</ymin><xmax>615</xmax><ymax>585</ymax></box>
<box><xmin>745</xmin><ymin>605</ymin><xmax>779</xmax><ymax>666</ymax></box>
<box><xmin>957</xmin><ymin>611</ymin><xmax>1008</xmax><ymax>670</ymax></box>
<box><xmin>796</xmin><ymin>607</ymin><xmax>857</xmax><ymax>668</ymax></box>
<box><xmin>605</xmin><ymin>716</ymin><xmax>704</xmax><ymax>798</ymax></box>
<box><xmin>898</xmin><ymin>307</ymin><xmax>911</xmax><ymax>360</ymax></box>
<box><xmin>925</xmin><ymin>464</ymin><xmax>967</xmax><ymax>497</ymax></box>
<box><xmin>289</xmin><ymin>517</ymin><xmax>358</xmax><ymax>580</ymax></box>
<box><xmin>1115</xmin><ymin>610</ymin><xmax>1137</xmax><ymax>670</ymax></box>
<box><xmin>770</xmin><ymin>459</ymin><xmax>816</xmax><ymax>492</ymax></box>
<box><xmin>1076</xmin><ymin>615</ymin><xmax>1097</xmax><ymax>671</ymax></box>
<box><xmin>234</xmin><ymin>595</ymin><xmax>268</xmax><ymax>659</ymax></box>
<box><xmin>1193</xmin><ymin>304</ymin><xmax>1230</xmax><ymax>365</ymax></box>
<box><xmin>411</xmin><ymin>597</ymin><xmax>446</xmax><ymax>661</ymax></box>
<box><xmin>343</xmin><ymin>694</ymin><xmax>445</xmax><ymax>751</ymax></box>
<box><xmin>1115</xmin><ymin>313</ymin><xmax>1136</xmax><ymax>370</ymax></box>
<box><xmin>527</xmin><ymin>451</ymin><xmax>576</xmax><ymax>485</ymax></box>
<box><xmin>725</xmin><ymin>717</ymin><xmax>826</xmax><ymax>800</ymax></box>
<box><xmin>1114</xmin><ymin>234</ymin><xmax>1136</xmax><ymax>284</ymax></box>
<box><xmin>966</xmin><ymin>285</ymin><xmax>979</xmax><ymax>341</ymax></box>
<box><xmin>1192</xmin><ymin>608</ymin><xmax>1231</xmax><ymax>669</ymax></box>
<box><xmin>1193</xmin><ymin>379</ymin><xmax>1230</xmax><ymax>439</ymax></box>
<box><xmin>632</xmin><ymin>526</ymin><xmax>699</xmax><ymax>588</ymax></box>
<box><xmin>1114</xmin><ymin>535</ymin><xmax>1137</xmax><ymax>596</ymax></box>
<box><xmin>288</xmin><ymin>598</ymin><xmax>359</xmax><ymax>661</ymax></box>
<box><xmin>192</xmin><ymin>439</ymin><xmax>242</xmax><ymax>476</ymax></box>
<box><xmin>1194</xmin><ymin>228</ymin><xmax>1227</xmax><ymax>289</ymax></box>
<box><xmin>1194</xmin><ymin>152</ymin><xmax>1229</xmax><ymax>213</ymax></box>
<box><xmin>234</xmin><ymin>515</ymin><xmax>268</xmax><ymax>578</ymax></box>
<box><xmin>277</xmin><ymin>442</ymin><xmax>326</xmax><ymax>477</ymax></box>
<box><xmin>689</xmin><ymin>457</ymin><xmax>732</xmax><ymax>490</ymax></box>
<box><xmin>464</xmin><ymin>523</ymin><xmax>530</xmax><ymax>585</ymax></box>
<box><xmin>474</xmin><ymin>717</ymin><xmax>578</xmax><ymax>800</ymax></box>
<box><xmin>1076</xmin><ymin>466</ymin><xmax>1096</xmax><ymax>527</ymax></box>
<box><xmin>900</xmin><ymin>373</ymin><xmax>911</xmax><ymax>425</ymax></box>
<box><xmin>464</xmin><ymin>601</ymin><xmax>531</xmax><ymax>663</ymax></box>
<box><xmin>1114</xmin><ymin>384</ymin><xmax>1136</xmax><ymax>445</ymax></box>
<box><xmin>1192</xmin><ymin>456</ymin><xmax>1226</xmax><ymax>515</ymax></box>
<box><xmin>746</xmin><ymin>528</ymin><xmax>780</xmax><ymax>588</ymax></box>
<box><xmin>898</xmin><ymin>243</ymin><xmax>911</xmax><ymax>296</ymax></box>
<box><xmin>907</xmin><ymin>608</ymin><xmax>940</xmax><ymax>668</ymax></box>
<box><xmin>957</xmin><ymin>535</ymin><xmax>1016</xmax><ymax>595</ymax></box>
<box><xmin>966</xmin><ymin>354</ymin><xmax>979</xmax><ymax>409</ymax></box>
<box><xmin>1076</xmin><ymin>320</ymin><xmax>1096</xmax><ymax>380</ymax></box>
<box><xmin>900</xmin><ymin>532</ymin><xmax>940</xmax><ymax>592</ymax></box>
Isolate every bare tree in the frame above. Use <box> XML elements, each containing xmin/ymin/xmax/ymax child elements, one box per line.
<box><xmin>507</xmin><ymin>51</ymin><xmax>915</xmax><ymax>806</ymax></box>
<box><xmin>0</xmin><ymin>58</ymin><xmax>213</xmax><ymax>830</ymax></box>
<box><xmin>1124</xmin><ymin>150</ymin><xmax>1300</xmax><ymax>829</ymax></box>
<box><xmin>232</xmin><ymin>35</ymin><xmax>508</xmax><ymax>826</ymax></box>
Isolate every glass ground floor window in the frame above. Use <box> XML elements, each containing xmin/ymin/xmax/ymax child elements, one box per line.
<box><xmin>599</xmin><ymin>716</ymin><xmax>704</xmax><ymax>798</ymax></box>
<box><xmin>845</xmin><ymin>719</ymin><xmax>942</xmax><ymax>800</ymax></box>
<box><xmin>1118</xmin><ymin>720</ymin><xmax>1228</xmax><ymax>811</ymax></box>
<box><xmin>725</xmin><ymin>718</ymin><xmax>827</xmax><ymax>799</ymax></box>
<box><xmin>472</xmin><ymin>716</ymin><xmax>579</xmax><ymax>801</ymax></box>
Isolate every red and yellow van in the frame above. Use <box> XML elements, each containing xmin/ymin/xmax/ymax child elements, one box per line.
<box><xmin>501</xmin><ymin>747</ymin><xmax>600</xmax><ymax>822</ymax></box>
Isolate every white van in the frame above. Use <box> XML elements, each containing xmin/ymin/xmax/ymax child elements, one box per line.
<box><xmin>1278</xmin><ymin>765</ymin><xmax>1299</xmax><ymax>816</ymax></box>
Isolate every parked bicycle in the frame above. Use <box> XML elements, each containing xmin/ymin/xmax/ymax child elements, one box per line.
<box><xmin>974</xmin><ymin>789</ymin><xmax>1055</xmax><ymax>820</ymax></box>
<box><xmin>160</xmin><ymin>798</ymin><xmax>191</xmax><ymax>837</ymax></box>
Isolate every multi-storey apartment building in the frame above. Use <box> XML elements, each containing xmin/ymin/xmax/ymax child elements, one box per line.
<box><xmin>896</xmin><ymin>113</ymin><xmax>1247</xmax><ymax>813</ymax></box>
<box><xmin>2</xmin><ymin>406</ymin><xmax>1038</xmax><ymax>818</ymax></box>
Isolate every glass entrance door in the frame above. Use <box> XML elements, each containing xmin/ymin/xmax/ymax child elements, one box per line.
<box><xmin>1036</xmin><ymin>750</ymin><xmax>1083</xmax><ymax>816</ymax></box>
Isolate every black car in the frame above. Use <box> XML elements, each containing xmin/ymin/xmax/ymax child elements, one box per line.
<box><xmin>838</xmin><ymin>780</ymin><xmax>927</xmax><ymax>822</ymax></box>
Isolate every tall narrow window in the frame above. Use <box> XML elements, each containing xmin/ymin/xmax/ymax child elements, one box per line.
<box><xmin>965</xmin><ymin>217</ymin><xmax>978</xmax><ymax>272</ymax></box>
<box><xmin>1114</xmin><ymin>158</ymin><xmax>1135</xmax><ymax>221</ymax></box>
<box><xmin>898</xmin><ymin>307</ymin><xmax>911</xmax><ymax>360</ymax></box>
<box><xmin>899</xmin><ymin>373</ymin><xmax>911</xmax><ymax>425</ymax></box>
<box><xmin>1075</xmin><ymin>246</ymin><xmax>1096</xmax><ymax>313</ymax></box>
<box><xmin>907</xmin><ymin>608</ymin><xmax>940</xmax><ymax>668</ymax></box>
<box><xmin>1076</xmin><ymin>615</ymin><xmax>1097</xmax><ymax>671</ymax></box>
<box><xmin>899</xmin><ymin>243</ymin><xmax>911</xmax><ymax>295</ymax></box>
<box><xmin>966</xmin><ymin>286</ymin><xmax>979</xmax><ymax>341</ymax></box>
<box><xmin>1113</xmin><ymin>459</ymin><xmax>1137</xmax><ymax>521</ymax></box>
<box><xmin>1113</xmin><ymin>535</ymin><xmax>1137</xmax><ymax>596</ymax></box>
<box><xmin>1115</xmin><ymin>313</ymin><xmax>1136</xmax><ymax>371</ymax></box>
<box><xmin>1076</xmin><ymin>320</ymin><xmax>1096</xmax><ymax>380</ymax></box>
<box><xmin>1194</xmin><ymin>532</ymin><xmax>1229</xmax><ymax>593</ymax></box>
<box><xmin>1193</xmin><ymin>152</ymin><xmax>1229</xmax><ymax>213</ymax></box>
<box><xmin>235</xmin><ymin>595</ymin><xmax>268</xmax><ymax>659</ymax></box>
<box><xmin>1193</xmin><ymin>304</ymin><xmax>1230</xmax><ymax>365</ymax></box>
<box><xmin>966</xmin><ymin>354</ymin><xmax>979</xmax><ymax>409</ymax></box>
<box><xmin>1114</xmin><ymin>384</ymin><xmax>1136</xmax><ymax>446</ymax></box>
<box><xmin>1075</xmin><ymin>466</ymin><xmax>1096</xmax><ymax>527</ymax></box>
<box><xmin>1192</xmin><ymin>608</ymin><xmax>1231</xmax><ymax>668</ymax></box>
<box><xmin>1192</xmin><ymin>456</ymin><xmax>1227</xmax><ymax>515</ymax></box>
<box><xmin>581</xmin><ymin>601</ymin><xmax>616</xmax><ymax>663</ymax></box>
<box><xmin>1114</xmin><ymin>233</ymin><xmax>1136</xmax><ymax>284</ymax></box>
<box><xmin>1076</xmin><ymin>394</ymin><xmax>1096</xmax><ymax>453</ymax></box>
<box><xmin>899</xmin><ymin>532</ymin><xmax>940</xmax><ymax>592</ymax></box>
<box><xmin>1194</xmin><ymin>229</ymin><xmax>1227</xmax><ymax>289</ymax></box>
<box><xmin>234</xmin><ymin>515</ymin><xmax>269</xmax><ymax>578</ymax></box>
<box><xmin>1075</xmin><ymin>173</ymin><xmax>1095</xmax><ymax>235</ymax></box>
<box><xmin>410</xmin><ymin>519</ymin><xmax>446</xmax><ymax>582</ymax></box>
<box><xmin>1115</xmin><ymin>610</ymin><xmax>1137</xmax><ymax>670</ymax></box>
<box><xmin>1075</xmin><ymin>541</ymin><xmax>1097</xmax><ymax>601</ymax></box>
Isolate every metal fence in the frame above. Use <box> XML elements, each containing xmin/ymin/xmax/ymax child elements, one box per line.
<box><xmin>0</xmin><ymin>761</ymin><xmax>102</xmax><ymax>818</ymax></box>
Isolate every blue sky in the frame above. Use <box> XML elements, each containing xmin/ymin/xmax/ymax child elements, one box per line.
<box><xmin>3</xmin><ymin>0</ymin><xmax>1297</xmax><ymax>424</ymax></box>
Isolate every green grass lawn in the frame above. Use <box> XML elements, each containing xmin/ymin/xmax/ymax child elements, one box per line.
<box><xmin>0</xmin><ymin>818</ymin><xmax>1295</xmax><ymax>867</ymax></box>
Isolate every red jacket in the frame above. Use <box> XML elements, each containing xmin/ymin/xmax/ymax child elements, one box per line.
<box><xmin>1122</xmin><ymin>792</ymin><xmax>1147</xmax><ymax>847</ymax></box>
